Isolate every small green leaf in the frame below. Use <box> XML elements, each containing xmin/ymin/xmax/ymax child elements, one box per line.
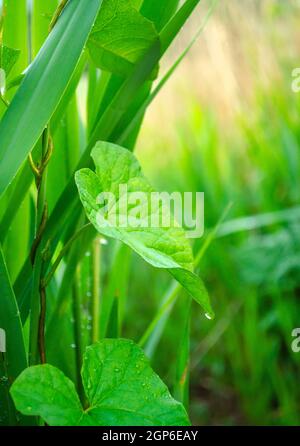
<box><xmin>11</xmin><ymin>339</ymin><xmax>190</xmax><ymax>426</ymax></box>
<box><xmin>75</xmin><ymin>142</ymin><xmax>213</xmax><ymax>317</ymax></box>
<box><xmin>0</xmin><ymin>45</ymin><xmax>20</xmax><ymax>78</ymax></box>
<box><xmin>87</xmin><ymin>0</ymin><xmax>159</xmax><ymax>78</ymax></box>
<box><xmin>10</xmin><ymin>364</ymin><xmax>83</xmax><ymax>426</ymax></box>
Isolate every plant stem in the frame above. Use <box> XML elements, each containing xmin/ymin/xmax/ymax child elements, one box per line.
<box><xmin>29</xmin><ymin>126</ymin><xmax>52</xmax><ymax>365</ymax></box>
<box><xmin>29</xmin><ymin>254</ymin><xmax>43</xmax><ymax>365</ymax></box>
<box><xmin>92</xmin><ymin>237</ymin><xmax>101</xmax><ymax>343</ymax></box>
<box><xmin>38</xmin><ymin>283</ymin><xmax>47</xmax><ymax>364</ymax></box>
<box><xmin>72</xmin><ymin>267</ymin><xmax>85</xmax><ymax>404</ymax></box>
<box><xmin>43</xmin><ymin>223</ymin><xmax>92</xmax><ymax>288</ymax></box>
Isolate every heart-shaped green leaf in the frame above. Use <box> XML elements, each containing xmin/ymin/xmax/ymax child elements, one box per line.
<box><xmin>10</xmin><ymin>363</ymin><xmax>83</xmax><ymax>426</ymax></box>
<box><xmin>75</xmin><ymin>142</ymin><xmax>214</xmax><ymax>317</ymax></box>
<box><xmin>87</xmin><ymin>0</ymin><xmax>159</xmax><ymax>78</ymax></box>
<box><xmin>11</xmin><ymin>339</ymin><xmax>190</xmax><ymax>426</ymax></box>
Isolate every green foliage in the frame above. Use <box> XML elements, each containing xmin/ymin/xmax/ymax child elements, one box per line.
<box><xmin>88</xmin><ymin>0</ymin><xmax>159</xmax><ymax>78</ymax></box>
<box><xmin>137</xmin><ymin>84</ymin><xmax>300</xmax><ymax>425</ymax></box>
<box><xmin>0</xmin><ymin>0</ymin><xmax>206</xmax><ymax>427</ymax></box>
<box><xmin>0</xmin><ymin>0</ymin><xmax>101</xmax><ymax>197</ymax></box>
<box><xmin>11</xmin><ymin>340</ymin><xmax>190</xmax><ymax>426</ymax></box>
<box><xmin>1</xmin><ymin>0</ymin><xmax>298</xmax><ymax>428</ymax></box>
<box><xmin>0</xmin><ymin>45</ymin><xmax>20</xmax><ymax>77</ymax></box>
<box><xmin>141</xmin><ymin>0</ymin><xmax>180</xmax><ymax>31</ymax></box>
<box><xmin>75</xmin><ymin>142</ymin><xmax>213</xmax><ymax>316</ymax></box>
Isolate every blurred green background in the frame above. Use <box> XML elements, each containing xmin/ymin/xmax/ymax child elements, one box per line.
<box><xmin>126</xmin><ymin>0</ymin><xmax>300</xmax><ymax>425</ymax></box>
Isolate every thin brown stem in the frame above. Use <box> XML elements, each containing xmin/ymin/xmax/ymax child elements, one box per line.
<box><xmin>30</xmin><ymin>203</ymin><xmax>48</xmax><ymax>265</ymax></box>
<box><xmin>29</xmin><ymin>126</ymin><xmax>53</xmax><ymax>365</ymax></box>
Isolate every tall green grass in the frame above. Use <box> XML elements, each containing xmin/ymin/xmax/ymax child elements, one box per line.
<box><xmin>135</xmin><ymin>83</ymin><xmax>300</xmax><ymax>425</ymax></box>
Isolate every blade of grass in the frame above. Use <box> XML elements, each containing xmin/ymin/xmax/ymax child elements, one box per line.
<box><xmin>140</xmin><ymin>203</ymin><xmax>232</xmax><ymax>355</ymax></box>
<box><xmin>0</xmin><ymin>0</ymin><xmax>102</xmax><ymax>198</ymax></box>
<box><xmin>0</xmin><ymin>53</ymin><xmax>86</xmax><ymax>242</ymax></box>
<box><xmin>31</xmin><ymin>0</ymin><xmax>58</xmax><ymax>57</ymax></box>
<box><xmin>0</xmin><ymin>246</ymin><xmax>28</xmax><ymax>425</ymax></box>
<box><xmin>119</xmin><ymin>0</ymin><xmax>219</xmax><ymax>143</ymax></box>
<box><xmin>3</xmin><ymin>0</ymin><xmax>28</xmax><ymax>76</ymax></box>
<box><xmin>173</xmin><ymin>297</ymin><xmax>191</xmax><ymax>408</ymax></box>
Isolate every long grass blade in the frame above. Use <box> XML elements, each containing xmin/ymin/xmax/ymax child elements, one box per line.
<box><xmin>0</xmin><ymin>246</ymin><xmax>27</xmax><ymax>425</ymax></box>
<box><xmin>0</xmin><ymin>0</ymin><xmax>101</xmax><ymax>198</ymax></box>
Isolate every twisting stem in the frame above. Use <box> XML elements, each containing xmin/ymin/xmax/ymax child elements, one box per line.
<box><xmin>28</xmin><ymin>152</ymin><xmax>41</xmax><ymax>179</ymax></box>
<box><xmin>36</xmin><ymin>129</ymin><xmax>51</xmax><ymax>364</ymax></box>
<box><xmin>29</xmin><ymin>126</ymin><xmax>53</xmax><ymax>365</ymax></box>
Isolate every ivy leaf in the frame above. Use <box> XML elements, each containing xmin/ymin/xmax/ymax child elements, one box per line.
<box><xmin>11</xmin><ymin>339</ymin><xmax>190</xmax><ymax>426</ymax></box>
<box><xmin>0</xmin><ymin>44</ymin><xmax>20</xmax><ymax>78</ymax></box>
<box><xmin>75</xmin><ymin>142</ymin><xmax>214</xmax><ymax>317</ymax></box>
<box><xmin>87</xmin><ymin>0</ymin><xmax>159</xmax><ymax>78</ymax></box>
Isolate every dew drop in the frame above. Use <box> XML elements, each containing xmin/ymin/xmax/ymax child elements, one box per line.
<box><xmin>205</xmin><ymin>313</ymin><xmax>212</xmax><ymax>320</ymax></box>
<box><xmin>0</xmin><ymin>376</ymin><xmax>9</xmax><ymax>386</ymax></box>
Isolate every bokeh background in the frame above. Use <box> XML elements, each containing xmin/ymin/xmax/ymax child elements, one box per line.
<box><xmin>127</xmin><ymin>0</ymin><xmax>300</xmax><ymax>425</ymax></box>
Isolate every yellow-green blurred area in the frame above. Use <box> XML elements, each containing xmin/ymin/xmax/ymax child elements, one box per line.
<box><xmin>127</xmin><ymin>0</ymin><xmax>300</xmax><ymax>425</ymax></box>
